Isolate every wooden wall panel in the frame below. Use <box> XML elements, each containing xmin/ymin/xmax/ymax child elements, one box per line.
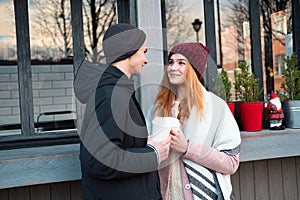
<box><xmin>239</xmin><ymin>162</ymin><xmax>255</xmax><ymax>199</ymax></box>
<box><xmin>1</xmin><ymin>157</ymin><xmax>300</xmax><ymax>200</ymax></box>
<box><xmin>0</xmin><ymin>181</ymin><xmax>80</xmax><ymax>200</ymax></box>
<box><xmin>0</xmin><ymin>189</ymin><xmax>8</xmax><ymax>200</ymax></box>
<box><xmin>70</xmin><ymin>181</ymin><xmax>82</xmax><ymax>200</ymax></box>
<box><xmin>282</xmin><ymin>157</ymin><xmax>298</xmax><ymax>200</ymax></box>
<box><xmin>297</xmin><ymin>157</ymin><xmax>300</xmax><ymax>200</ymax></box>
<box><xmin>9</xmin><ymin>187</ymin><xmax>30</xmax><ymax>200</ymax></box>
<box><xmin>233</xmin><ymin>158</ymin><xmax>300</xmax><ymax>200</ymax></box>
<box><xmin>231</xmin><ymin>170</ymin><xmax>240</xmax><ymax>200</ymax></box>
<box><xmin>51</xmin><ymin>182</ymin><xmax>71</xmax><ymax>200</ymax></box>
<box><xmin>30</xmin><ymin>184</ymin><xmax>51</xmax><ymax>200</ymax></box>
<box><xmin>268</xmin><ymin>159</ymin><xmax>284</xmax><ymax>200</ymax></box>
<box><xmin>231</xmin><ymin>157</ymin><xmax>300</xmax><ymax>199</ymax></box>
<box><xmin>254</xmin><ymin>160</ymin><xmax>269</xmax><ymax>200</ymax></box>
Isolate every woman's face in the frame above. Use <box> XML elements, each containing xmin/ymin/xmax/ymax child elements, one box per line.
<box><xmin>167</xmin><ymin>53</ymin><xmax>187</xmax><ymax>85</ymax></box>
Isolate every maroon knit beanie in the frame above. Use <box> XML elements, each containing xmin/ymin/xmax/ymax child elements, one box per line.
<box><xmin>168</xmin><ymin>42</ymin><xmax>210</xmax><ymax>79</ymax></box>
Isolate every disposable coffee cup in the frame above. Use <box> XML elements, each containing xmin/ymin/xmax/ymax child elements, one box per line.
<box><xmin>151</xmin><ymin>117</ymin><xmax>180</xmax><ymax>141</ymax></box>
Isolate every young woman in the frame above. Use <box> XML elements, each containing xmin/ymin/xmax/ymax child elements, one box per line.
<box><xmin>146</xmin><ymin>42</ymin><xmax>241</xmax><ymax>200</ymax></box>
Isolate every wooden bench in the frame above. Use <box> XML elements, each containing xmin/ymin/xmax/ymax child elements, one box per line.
<box><xmin>0</xmin><ymin>111</ymin><xmax>76</xmax><ymax>133</ymax></box>
<box><xmin>36</xmin><ymin>111</ymin><xmax>76</xmax><ymax>132</ymax></box>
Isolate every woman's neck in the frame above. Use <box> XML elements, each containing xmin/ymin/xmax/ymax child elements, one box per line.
<box><xmin>176</xmin><ymin>85</ymin><xmax>186</xmax><ymax>101</ymax></box>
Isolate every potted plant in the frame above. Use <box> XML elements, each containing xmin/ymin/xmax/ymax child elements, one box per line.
<box><xmin>276</xmin><ymin>52</ymin><xmax>300</xmax><ymax>128</ymax></box>
<box><xmin>213</xmin><ymin>68</ymin><xmax>235</xmax><ymax>115</ymax></box>
<box><xmin>234</xmin><ymin>61</ymin><xmax>263</xmax><ymax>131</ymax></box>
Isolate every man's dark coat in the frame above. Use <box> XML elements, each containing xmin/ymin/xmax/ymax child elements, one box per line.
<box><xmin>74</xmin><ymin>62</ymin><xmax>161</xmax><ymax>200</ymax></box>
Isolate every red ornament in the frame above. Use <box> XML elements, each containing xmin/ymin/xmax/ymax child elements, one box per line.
<box><xmin>267</xmin><ymin>91</ymin><xmax>285</xmax><ymax>130</ymax></box>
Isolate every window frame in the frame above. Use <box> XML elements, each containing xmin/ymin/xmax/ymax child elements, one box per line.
<box><xmin>0</xmin><ymin>0</ymin><xmax>79</xmax><ymax>146</ymax></box>
<box><xmin>0</xmin><ymin>0</ymin><xmax>133</xmax><ymax>149</ymax></box>
<box><xmin>2</xmin><ymin>0</ymin><xmax>300</xmax><ymax>148</ymax></box>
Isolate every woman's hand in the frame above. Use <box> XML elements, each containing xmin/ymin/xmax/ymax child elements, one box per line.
<box><xmin>170</xmin><ymin>129</ymin><xmax>188</xmax><ymax>153</ymax></box>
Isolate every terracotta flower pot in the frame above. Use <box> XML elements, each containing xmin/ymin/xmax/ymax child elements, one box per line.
<box><xmin>238</xmin><ymin>102</ymin><xmax>264</xmax><ymax>131</ymax></box>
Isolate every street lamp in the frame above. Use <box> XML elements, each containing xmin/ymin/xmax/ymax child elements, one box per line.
<box><xmin>192</xmin><ymin>19</ymin><xmax>202</xmax><ymax>43</ymax></box>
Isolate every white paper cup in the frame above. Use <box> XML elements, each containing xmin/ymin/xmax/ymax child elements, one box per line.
<box><xmin>151</xmin><ymin>117</ymin><xmax>180</xmax><ymax>141</ymax></box>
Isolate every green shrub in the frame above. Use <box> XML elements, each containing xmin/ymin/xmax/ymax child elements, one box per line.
<box><xmin>277</xmin><ymin>52</ymin><xmax>300</xmax><ymax>101</ymax></box>
<box><xmin>234</xmin><ymin>61</ymin><xmax>262</xmax><ymax>102</ymax></box>
<box><xmin>213</xmin><ymin>68</ymin><xmax>233</xmax><ymax>103</ymax></box>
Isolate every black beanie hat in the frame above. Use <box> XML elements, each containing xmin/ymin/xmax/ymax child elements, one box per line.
<box><xmin>102</xmin><ymin>23</ymin><xmax>146</xmax><ymax>64</ymax></box>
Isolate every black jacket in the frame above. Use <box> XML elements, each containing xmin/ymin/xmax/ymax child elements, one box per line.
<box><xmin>74</xmin><ymin>61</ymin><xmax>161</xmax><ymax>200</ymax></box>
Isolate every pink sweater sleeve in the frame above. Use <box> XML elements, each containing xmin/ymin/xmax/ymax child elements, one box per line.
<box><xmin>183</xmin><ymin>141</ymin><xmax>239</xmax><ymax>175</ymax></box>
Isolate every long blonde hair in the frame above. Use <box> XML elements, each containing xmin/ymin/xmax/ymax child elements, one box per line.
<box><xmin>153</xmin><ymin>60</ymin><xmax>204</xmax><ymax>123</ymax></box>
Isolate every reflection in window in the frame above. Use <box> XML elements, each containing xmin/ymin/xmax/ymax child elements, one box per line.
<box><xmin>267</xmin><ymin>2</ymin><xmax>292</xmax><ymax>92</ymax></box>
<box><xmin>219</xmin><ymin>0</ymin><xmax>249</xmax><ymax>69</ymax></box>
<box><xmin>31</xmin><ymin>63</ymin><xmax>77</xmax><ymax>134</ymax></box>
<box><xmin>0</xmin><ymin>0</ymin><xmax>21</xmax><ymax>136</ymax></box>
<box><xmin>28</xmin><ymin>0</ymin><xmax>76</xmax><ymax>133</ymax></box>
<box><xmin>165</xmin><ymin>0</ymin><xmax>204</xmax><ymax>49</ymax></box>
<box><xmin>271</xmin><ymin>11</ymin><xmax>287</xmax><ymax>79</ymax></box>
<box><xmin>29</xmin><ymin>0</ymin><xmax>72</xmax><ymax>62</ymax></box>
<box><xmin>0</xmin><ymin>0</ymin><xmax>16</xmax><ymax>61</ymax></box>
<box><xmin>219</xmin><ymin>0</ymin><xmax>293</xmax><ymax>97</ymax></box>
<box><xmin>83</xmin><ymin>0</ymin><xmax>116</xmax><ymax>63</ymax></box>
<box><xmin>275</xmin><ymin>54</ymin><xmax>285</xmax><ymax>76</ymax></box>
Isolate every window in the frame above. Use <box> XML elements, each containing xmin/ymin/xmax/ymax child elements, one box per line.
<box><xmin>275</xmin><ymin>54</ymin><xmax>285</xmax><ymax>76</ymax></box>
<box><xmin>29</xmin><ymin>0</ymin><xmax>72</xmax><ymax>61</ymax></box>
<box><xmin>0</xmin><ymin>0</ymin><xmax>16</xmax><ymax>61</ymax></box>
<box><xmin>217</xmin><ymin>0</ymin><xmax>293</xmax><ymax>98</ymax></box>
<box><xmin>0</xmin><ymin>0</ymin><xmax>297</xmax><ymax>143</ymax></box>
<box><xmin>164</xmin><ymin>0</ymin><xmax>204</xmax><ymax>49</ymax></box>
<box><xmin>0</xmin><ymin>0</ymin><xmax>117</xmax><ymax>143</ymax></box>
<box><xmin>0</xmin><ymin>0</ymin><xmax>20</xmax><ymax>136</ymax></box>
<box><xmin>27</xmin><ymin>0</ymin><xmax>75</xmax><ymax>135</ymax></box>
<box><xmin>82</xmin><ymin>0</ymin><xmax>116</xmax><ymax>63</ymax></box>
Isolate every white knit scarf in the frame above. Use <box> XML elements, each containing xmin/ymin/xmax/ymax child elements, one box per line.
<box><xmin>182</xmin><ymin>89</ymin><xmax>241</xmax><ymax>200</ymax></box>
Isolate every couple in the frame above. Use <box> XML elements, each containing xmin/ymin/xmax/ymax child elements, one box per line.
<box><xmin>74</xmin><ymin>23</ymin><xmax>241</xmax><ymax>200</ymax></box>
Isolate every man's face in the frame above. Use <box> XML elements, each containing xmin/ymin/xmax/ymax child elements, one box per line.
<box><xmin>128</xmin><ymin>41</ymin><xmax>148</xmax><ymax>76</ymax></box>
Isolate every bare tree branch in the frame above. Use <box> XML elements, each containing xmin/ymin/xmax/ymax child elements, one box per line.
<box><xmin>82</xmin><ymin>0</ymin><xmax>116</xmax><ymax>62</ymax></box>
<box><xmin>30</xmin><ymin>0</ymin><xmax>72</xmax><ymax>60</ymax></box>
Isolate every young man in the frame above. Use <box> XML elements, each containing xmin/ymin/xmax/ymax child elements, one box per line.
<box><xmin>74</xmin><ymin>23</ymin><xmax>170</xmax><ymax>199</ymax></box>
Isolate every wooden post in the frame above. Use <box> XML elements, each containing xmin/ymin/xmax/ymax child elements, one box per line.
<box><xmin>204</xmin><ymin>0</ymin><xmax>218</xmax><ymax>91</ymax></box>
<box><xmin>14</xmin><ymin>0</ymin><xmax>34</xmax><ymax>135</ymax></box>
<box><xmin>292</xmin><ymin>0</ymin><xmax>300</xmax><ymax>70</ymax></box>
<box><xmin>204</xmin><ymin>0</ymin><xmax>217</xmax><ymax>63</ymax></box>
<box><xmin>70</xmin><ymin>0</ymin><xmax>85</xmax><ymax>74</ymax></box>
<box><xmin>249</xmin><ymin>0</ymin><xmax>264</xmax><ymax>101</ymax></box>
<box><xmin>70</xmin><ymin>0</ymin><xmax>85</xmax><ymax>133</ymax></box>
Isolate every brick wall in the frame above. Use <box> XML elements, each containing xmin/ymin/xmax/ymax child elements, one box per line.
<box><xmin>0</xmin><ymin>64</ymin><xmax>75</xmax><ymax>126</ymax></box>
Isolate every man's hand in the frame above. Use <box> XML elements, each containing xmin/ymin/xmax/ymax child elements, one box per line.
<box><xmin>147</xmin><ymin>135</ymin><xmax>171</xmax><ymax>163</ymax></box>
